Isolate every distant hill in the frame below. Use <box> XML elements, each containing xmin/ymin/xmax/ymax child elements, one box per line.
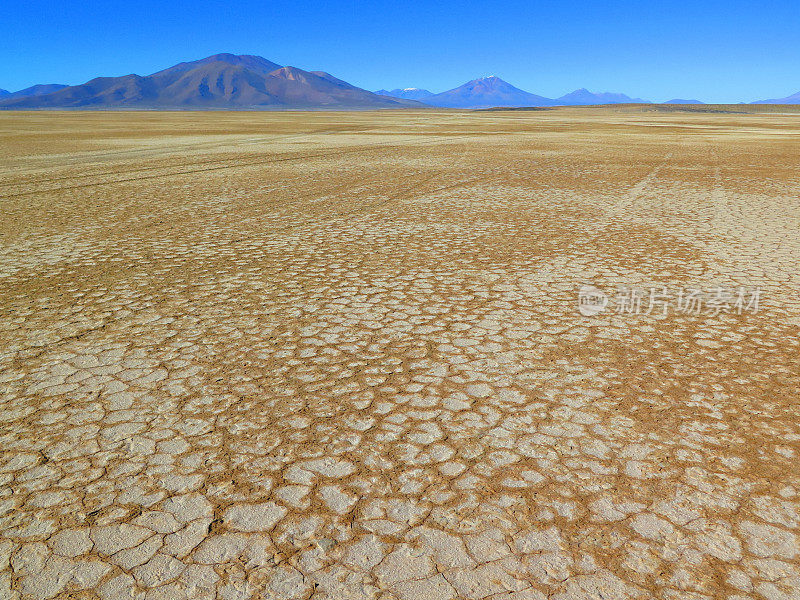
<box><xmin>425</xmin><ymin>76</ymin><xmax>554</xmax><ymax>108</ymax></box>
<box><xmin>0</xmin><ymin>84</ymin><xmax>68</xmax><ymax>100</ymax></box>
<box><xmin>375</xmin><ymin>88</ymin><xmax>434</xmax><ymax>101</ymax></box>
<box><xmin>664</xmin><ymin>99</ymin><xmax>704</xmax><ymax>104</ymax></box>
<box><xmin>555</xmin><ymin>88</ymin><xmax>650</xmax><ymax>106</ymax></box>
<box><xmin>375</xmin><ymin>80</ymin><xmax>653</xmax><ymax>109</ymax></box>
<box><xmin>5</xmin><ymin>84</ymin><xmax>69</xmax><ymax>99</ymax></box>
<box><xmin>751</xmin><ymin>91</ymin><xmax>800</xmax><ymax>104</ymax></box>
<box><xmin>0</xmin><ymin>54</ymin><xmax>423</xmax><ymax>110</ymax></box>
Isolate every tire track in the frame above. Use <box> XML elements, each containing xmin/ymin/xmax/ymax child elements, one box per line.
<box><xmin>605</xmin><ymin>151</ymin><xmax>675</xmax><ymax>224</ymax></box>
<box><xmin>0</xmin><ymin>125</ymin><xmax>374</xmax><ymax>177</ymax></box>
<box><xmin>1</xmin><ymin>133</ymin><xmax>487</xmax><ymax>199</ymax></box>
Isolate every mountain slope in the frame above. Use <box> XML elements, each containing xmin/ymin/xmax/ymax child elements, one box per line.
<box><xmin>259</xmin><ymin>66</ymin><xmax>418</xmax><ymax>107</ymax></box>
<box><xmin>425</xmin><ymin>76</ymin><xmax>553</xmax><ymax>108</ymax></box>
<box><xmin>0</xmin><ymin>89</ymin><xmax>10</xmax><ymax>98</ymax></box>
<box><xmin>1</xmin><ymin>75</ymin><xmax>158</xmax><ymax>108</ymax></box>
<box><xmin>555</xmin><ymin>88</ymin><xmax>650</xmax><ymax>105</ymax></box>
<box><xmin>0</xmin><ymin>54</ymin><xmax>422</xmax><ymax>110</ymax></box>
<box><xmin>751</xmin><ymin>91</ymin><xmax>800</xmax><ymax>104</ymax></box>
<box><xmin>6</xmin><ymin>84</ymin><xmax>69</xmax><ymax>99</ymax></box>
<box><xmin>312</xmin><ymin>71</ymin><xmax>359</xmax><ymax>88</ymax></box>
<box><xmin>375</xmin><ymin>88</ymin><xmax>434</xmax><ymax>101</ymax></box>
<box><xmin>150</xmin><ymin>61</ymin><xmax>275</xmax><ymax>107</ymax></box>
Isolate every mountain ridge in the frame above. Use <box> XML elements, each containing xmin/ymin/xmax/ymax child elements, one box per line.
<box><xmin>6</xmin><ymin>56</ymin><xmax>797</xmax><ymax>109</ymax></box>
<box><xmin>0</xmin><ymin>84</ymin><xmax>69</xmax><ymax>100</ymax></box>
<box><xmin>554</xmin><ymin>88</ymin><xmax>651</xmax><ymax>105</ymax></box>
<box><xmin>375</xmin><ymin>88</ymin><xmax>434</xmax><ymax>101</ymax></box>
<box><xmin>0</xmin><ymin>54</ymin><xmax>423</xmax><ymax>110</ymax></box>
<box><xmin>751</xmin><ymin>90</ymin><xmax>800</xmax><ymax>104</ymax></box>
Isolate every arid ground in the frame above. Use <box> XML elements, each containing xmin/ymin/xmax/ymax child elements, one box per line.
<box><xmin>1</xmin><ymin>109</ymin><xmax>799</xmax><ymax>599</ymax></box>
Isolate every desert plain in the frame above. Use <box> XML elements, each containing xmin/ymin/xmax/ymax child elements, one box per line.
<box><xmin>0</xmin><ymin>108</ymin><xmax>799</xmax><ymax>599</ymax></box>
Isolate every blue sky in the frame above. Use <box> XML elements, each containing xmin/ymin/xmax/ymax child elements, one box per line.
<box><xmin>2</xmin><ymin>0</ymin><xmax>798</xmax><ymax>102</ymax></box>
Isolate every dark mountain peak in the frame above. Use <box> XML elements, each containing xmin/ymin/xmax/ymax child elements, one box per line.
<box><xmin>558</xmin><ymin>88</ymin><xmax>597</xmax><ymax>100</ymax></box>
<box><xmin>151</xmin><ymin>53</ymin><xmax>282</xmax><ymax>78</ymax></box>
<box><xmin>204</xmin><ymin>52</ymin><xmax>241</xmax><ymax>62</ymax></box>
<box><xmin>425</xmin><ymin>77</ymin><xmax>554</xmax><ymax>108</ymax></box>
<box><xmin>193</xmin><ymin>53</ymin><xmax>279</xmax><ymax>69</ymax></box>
<box><xmin>460</xmin><ymin>76</ymin><xmax>532</xmax><ymax>96</ymax></box>
<box><xmin>0</xmin><ymin>89</ymin><xmax>9</xmax><ymax>98</ymax></box>
<box><xmin>84</xmin><ymin>74</ymin><xmax>147</xmax><ymax>87</ymax></box>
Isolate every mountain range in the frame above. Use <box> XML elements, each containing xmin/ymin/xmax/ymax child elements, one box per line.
<box><xmin>554</xmin><ymin>88</ymin><xmax>650</xmax><ymax>105</ymax></box>
<box><xmin>378</xmin><ymin>79</ymin><xmax>652</xmax><ymax>107</ymax></box>
<box><xmin>374</xmin><ymin>87</ymin><xmax>434</xmax><ymax>101</ymax></box>
<box><xmin>664</xmin><ymin>99</ymin><xmax>704</xmax><ymax>104</ymax></box>
<box><xmin>0</xmin><ymin>54</ymin><xmax>422</xmax><ymax>110</ymax></box>
<box><xmin>752</xmin><ymin>90</ymin><xmax>800</xmax><ymax>104</ymax></box>
<box><xmin>2</xmin><ymin>54</ymin><xmax>799</xmax><ymax>109</ymax></box>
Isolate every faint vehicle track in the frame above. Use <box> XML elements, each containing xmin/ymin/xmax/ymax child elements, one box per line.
<box><xmin>0</xmin><ymin>133</ymin><xmax>487</xmax><ymax>199</ymax></box>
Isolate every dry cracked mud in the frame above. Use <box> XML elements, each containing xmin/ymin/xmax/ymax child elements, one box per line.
<box><xmin>0</xmin><ymin>108</ymin><xmax>799</xmax><ymax>599</ymax></box>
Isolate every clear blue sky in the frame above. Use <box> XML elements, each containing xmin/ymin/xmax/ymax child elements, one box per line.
<box><xmin>2</xmin><ymin>0</ymin><xmax>798</xmax><ymax>102</ymax></box>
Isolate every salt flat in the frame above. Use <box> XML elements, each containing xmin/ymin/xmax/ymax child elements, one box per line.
<box><xmin>1</xmin><ymin>109</ymin><xmax>799</xmax><ymax>599</ymax></box>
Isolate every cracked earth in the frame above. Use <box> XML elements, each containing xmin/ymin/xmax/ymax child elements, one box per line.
<box><xmin>0</xmin><ymin>109</ymin><xmax>799</xmax><ymax>599</ymax></box>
